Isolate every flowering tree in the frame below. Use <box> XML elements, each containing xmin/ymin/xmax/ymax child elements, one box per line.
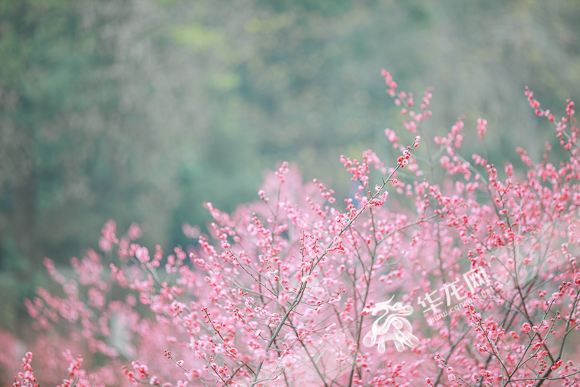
<box><xmin>9</xmin><ymin>70</ymin><xmax>580</xmax><ymax>387</ymax></box>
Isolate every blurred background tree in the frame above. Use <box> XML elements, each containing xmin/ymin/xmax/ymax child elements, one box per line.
<box><xmin>1</xmin><ymin>0</ymin><xmax>579</xmax><ymax>331</ymax></box>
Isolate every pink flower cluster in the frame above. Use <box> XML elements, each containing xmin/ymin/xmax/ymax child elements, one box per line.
<box><xmin>7</xmin><ymin>70</ymin><xmax>580</xmax><ymax>387</ymax></box>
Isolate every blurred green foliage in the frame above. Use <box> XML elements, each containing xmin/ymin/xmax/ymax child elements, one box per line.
<box><xmin>1</xmin><ymin>0</ymin><xmax>580</xmax><ymax>331</ymax></box>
